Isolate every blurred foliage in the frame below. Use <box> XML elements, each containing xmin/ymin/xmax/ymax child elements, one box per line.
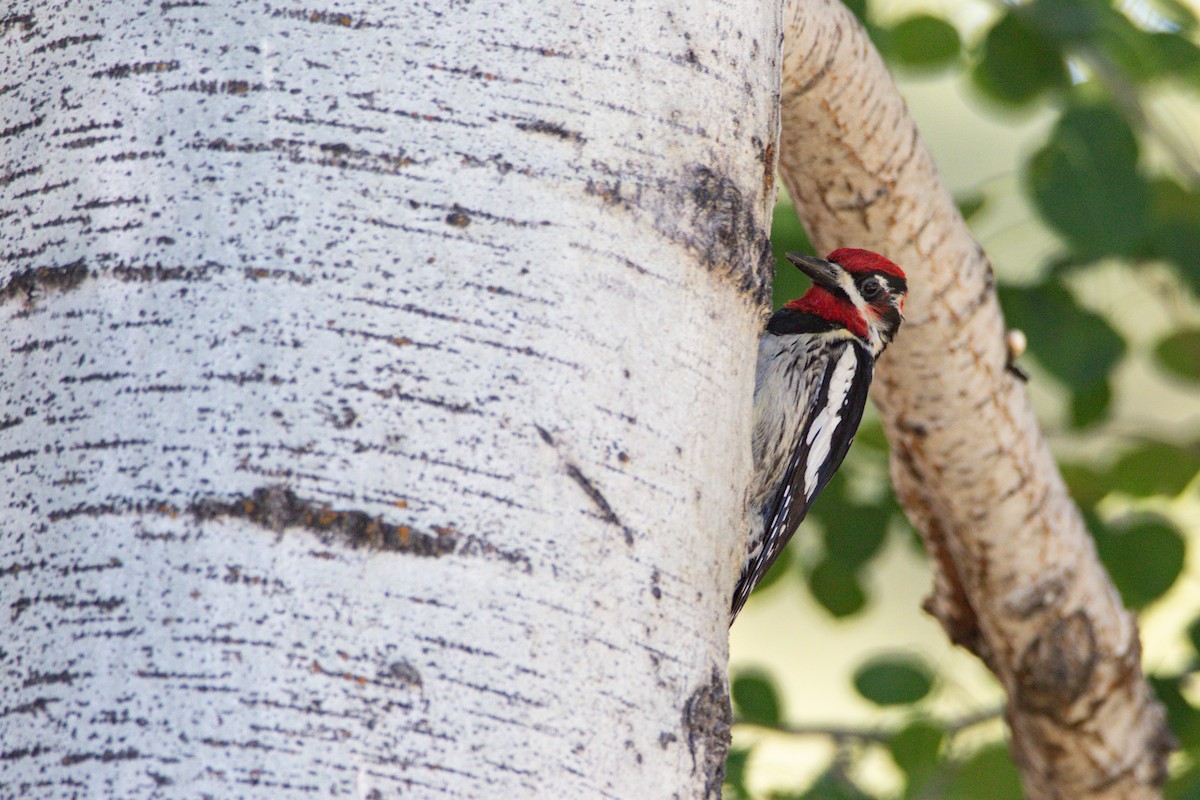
<box><xmin>728</xmin><ymin>0</ymin><xmax>1200</xmax><ymax>797</ymax></box>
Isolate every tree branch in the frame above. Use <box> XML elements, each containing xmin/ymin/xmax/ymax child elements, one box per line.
<box><xmin>776</xmin><ymin>1</ymin><xmax>1175</xmax><ymax>797</ymax></box>
<box><xmin>734</xmin><ymin>705</ymin><xmax>1003</xmax><ymax>744</ymax></box>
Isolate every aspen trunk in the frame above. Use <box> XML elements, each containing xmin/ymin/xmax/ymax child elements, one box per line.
<box><xmin>778</xmin><ymin>1</ymin><xmax>1173</xmax><ymax>797</ymax></box>
<box><xmin>0</xmin><ymin>2</ymin><xmax>779</xmax><ymax>796</ymax></box>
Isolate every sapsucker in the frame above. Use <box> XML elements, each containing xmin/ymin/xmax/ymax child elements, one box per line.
<box><xmin>732</xmin><ymin>248</ymin><xmax>908</xmax><ymax>620</ymax></box>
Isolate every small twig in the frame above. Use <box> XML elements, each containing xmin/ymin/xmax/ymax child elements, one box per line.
<box><xmin>733</xmin><ymin>705</ymin><xmax>1004</xmax><ymax>744</ymax></box>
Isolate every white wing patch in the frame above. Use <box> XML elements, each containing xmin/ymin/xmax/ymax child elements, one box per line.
<box><xmin>802</xmin><ymin>347</ymin><xmax>858</xmax><ymax>500</ymax></box>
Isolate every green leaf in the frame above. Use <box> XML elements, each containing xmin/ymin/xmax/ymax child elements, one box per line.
<box><xmin>1166</xmin><ymin>763</ymin><xmax>1200</xmax><ymax>800</ymax></box>
<box><xmin>1096</xmin><ymin>15</ymin><xmax>1178</xmax><ymax>82</ymax></box>
<box><xmin>891</xmin><ymin>15</ymin><xmax>961</xmax><ymax>69</ymax></box>
<box><xmin>771</xmin><ymin>202</ymin><xmax>815</xmax><ymax>310</ymax></box>
<box><xmin>842</xmin><ymin>0</ymin><xmax>868</xmax><ymax>24</ymax></box>
<box><xmin>1112</xmin><ymin>442</ymin><xmax>1200</xmax><ymax>497</ymax></box>
<box><xmin>853</xmin><ymin>655</ymin><xmax>934</xmax><ymax>706</ymax></box>
<box><xmin>820</xmin><ymin>506</ymin><xmax>889</xmax><ymax>569</ymax></box>
<box><xmin>1023</xmin><ymin>0</ymin><xmax>1104</xmax><ymax>43</ymax></box>
<box><xmin>851</xmin><ymin>419</ymin><xmax>889</xmax><ymax>451</ymax></box>
<box><xmin>1059</xmin><ymin>462</ymin><xmax>1112</xmax><ymax>509</ymax></box>
<box><xmin>1141</xmin><ymin>184</ymin><xmax>1200</xmax><ymax>291</ymax></box>
<box><xmin>972</xmin><ymin>12</ymin><xmax>1069</xmax><ymax>106</ymax></box>
<box><xmin>1142</xmin><ymin>179</ymin><xmax>1200</xmax><ymax>293</ymax></box>
<box><xmin>945</xmin><ymin>743</ymin><xmax>1024</xmax><ymax>800</ymax></box>
<box><xmin>793</xmin><ymin>771</ymin><xmax>874</xmax><ymax>800</ymax></box>
<box><xmin>1095</xmin><ymin>514</ymin><xmax>1186</xmax><ymax>609</ymax></box>
<box><xmin>1152</xmin><ymin>32</ymin><xmax>1200</xmax><ymax>82</ymax></box>
<box><xmin>1069</xmin><ymin>378</ymin><xmax>1112</xmax><ymax>429</ymax></box>
<box><xmin>997</xmin><ymin>282</ymin><xmax>1126</xmax><ymax>395</ymax></box>
<box><xmin>889</xmin><ymin>719</ymin><xmax>944</xmax><ymax>786</ymax></box>
<box><xmin>811</xmin><ymin>473</ymin><xmax>891</xmax><ymax>569</ymax></box>
<box><xmin>1156</xmin><ymin>330</ymin><xmax>1200</xmax><ymax>383</ymax></box>
<box><xmin>956</xmin><ymin>192</ymin><xmax>986</xmax><ymax>222</ymax></box>
<box><xmin>1025</xmin><ymin>104</ymin><xmax>1150</xmax><ymax>258</ymax></box>
<box><xmin>723</xmin><ymin>747</ymin><xmax>753</xmax><ymax>800</ymax></box>
<box><xmin>732</xmin><ymin>670</ymin><xmax>782</xmax><ymax>726</ymax></box>
<box><xmin>1150</xmin><ymin>674</ymin><xmax>1200</xmax><ymax>752</ymax></box>
<box><xmin>808</xmin><ymin>557</ymin><xmax>867</xmax><ymax>618</ymax></box>
<box><xmin>1188</xmin><ymin>615</ymin><xmax>1200</xmax><ymax>658</ymax></box>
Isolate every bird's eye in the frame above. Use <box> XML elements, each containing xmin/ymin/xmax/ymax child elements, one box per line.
<box><xmin>860</xmin><ymin>278</ymin><xmax>883</xmax><ymax>299</ymax></box>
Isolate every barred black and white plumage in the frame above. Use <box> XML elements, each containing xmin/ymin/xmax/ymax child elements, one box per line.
<box><xmin>731</xmin><ymin>249</ymin><xmax>908</xmax><ymax>620</ymax></box>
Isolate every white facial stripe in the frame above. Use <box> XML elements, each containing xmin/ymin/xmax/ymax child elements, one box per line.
<box><xmin>837</xmin><ymin>269</ymin><xmax>866</xmax><ymax>311</ymax></box>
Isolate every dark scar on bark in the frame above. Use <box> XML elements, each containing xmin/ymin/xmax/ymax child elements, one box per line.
<box><xmin>675</xmin><ymin>164</ymin><xmax>773</xmax><ymax>304</ymax></box>
<box><xmin>188</xmin><ymin>485</ymin><xmax>469</xmax><ymax>557</ymax></box>
<box><xmin>683</xmin><ymin>667</ymin><xmax>732</xmax><ymax>799</ymax></box>
<box><xmin>0</xmin><ymin>259</ymin><xmax>89</xmax><ymax>304</ymax></box>
<box><xmin>1015</xmin><ymin>609</ymin><xmax>1098</xmax><ymax>716</ymax></box>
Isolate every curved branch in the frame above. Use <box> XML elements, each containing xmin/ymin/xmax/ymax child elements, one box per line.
<box><xmin>777</xmin><ymin>1</ymin><xmax>1174</xmax><ymax>796</ymax></box>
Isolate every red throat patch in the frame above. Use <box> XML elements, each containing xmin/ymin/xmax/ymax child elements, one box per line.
<box><xmin>784</xmin><ymin>287</ymin><xmax>868</xmax><ymax>339</ymax></box>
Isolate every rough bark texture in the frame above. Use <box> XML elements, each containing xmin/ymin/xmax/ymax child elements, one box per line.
<box><xmin>0</xmin><ymin>2</ymin><xmax>779</xmax><ymax>797</ymax></box>
<box><xmin>778</xmin><ymin>1</ymin><xmax>1173</xmax><ymax>797</ymax></box>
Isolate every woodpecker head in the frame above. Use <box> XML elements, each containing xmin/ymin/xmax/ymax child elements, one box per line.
<box><xmin>783</xmin><ymin>248</ymin><xmax>908</xmax><ymax>356</ymax></box>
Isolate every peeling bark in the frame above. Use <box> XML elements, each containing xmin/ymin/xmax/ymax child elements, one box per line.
<box><xmin>0</xmin><ymin>1</ymin><xmax>779</xmax><ymax>796</ymax></box>
<box><xmin>778</xmin><ymin>1</ymin><xmax>1173</xmax><ymax>797</ymax></box>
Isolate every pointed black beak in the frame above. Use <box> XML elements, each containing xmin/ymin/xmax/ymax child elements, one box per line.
<box><xmin>785</xmin><ymin>253</ymin><xmax>842</xmax><ymax>293</ymax></box>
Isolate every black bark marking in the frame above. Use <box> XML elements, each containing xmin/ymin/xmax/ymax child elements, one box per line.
<box><xmin>0</xmin><ymin>258</ymin><xmax>89</xmax><ymax>303</ymax></box>
<box><xmin>195</xmin><ymin>136</ymin><xmax>416</xmax><ymax>176</ymax></box>
<box><xmin>0</xmin><ymin>115</ymin><xmax>44</xmax><ymax>139</ymax></box>
<box><xmin>515</xmin><ymin>119</ymin><xmax>585</xmax><ymax>143</ymax></box>
<box><xmin>270</xmin><ymin>8</ymin><xmax>366</xmax><ymax>28</ymax></box>
<box><xmin>0</xmin><ymin>697</ymin><xmax>54</xmax><ymax>718</ymax></box>
<box><xmin>61</xmin><ymin>747</ymin><xmax>141</xmax><ymax>766</ymax></box>
<box><xmin>682</xmin><ymin>668</ymin><xmax>732</xmax><ymax>799</ymax></box>
<box><xmin>61</xmin><ymin>134</ymin><xmax>118</xmax><ymax>150</ymax></box>
<box><xmin>90</xmin><ymin>60</ymin><xmax>179</xmax><ymax>79</ymax></box>
<box><xmin>565</xmin><ymin>464</ymin><xmax>620</xmax><ymax>526</ymax></box>
<box><xmin>384</xmin><ymin>659</ymin><xmax>423</xmax><ymax>688</ymax></box>
<box><xmin>1</xmin><ymin>744</ymin><xmax>50</xmax><ymax>761</ymax></box>
<box><xmin>10</xmin><ymin>593</ymin><xmax>124</xmax><ymax>622</ymax></box>
<box><xmin>190</xmin><ymin>486</ymin><xmax>457</xmax><ymax>556</ymax></box>
<box><xmin>1015</xmin><ymin>610</ymin><xmax>1098</xmax><ymax>716</ymax></box>
<box><xmin>533</xmin><ymin>424</ymin><xmax>555</xmax><ymax>446</ymax></box>
<box><xmin>0</xmin><ymin>13</ymin><xmax>35</xmax><ymax>35</ymax></box>
<box><xmin>23</xmin><ymin>669</ymin><xmax>89</xmax><ymax>688</ymax></box>
<box><xmin>111</xmin><ymin>263</ymin><xmax>220</xmax><ymax>282</ymax></box>
<box><xmin>536</xmin><ymin>425</ymin><xmax>635</xmax><ymax>544</ymax></box>
<box><xmin>0</xmin><ymin>165</ymin><xmax>41</xmax><ymax>187</ymax></box>
<box><xmin>31</xmin><ymin>32</ymin><xmax>102</xmax><ymax>54</ymax></box>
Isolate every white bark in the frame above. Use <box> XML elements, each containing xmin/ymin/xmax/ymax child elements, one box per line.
<box><xmin>779</xmin><ymin>1</ymin><xmax>1173</xmax><ymax>797</ymax></box>
<box><xmin>1</xmin><ymin>2</ymin><xmax>779</xmax><ymax>797</ymax></box>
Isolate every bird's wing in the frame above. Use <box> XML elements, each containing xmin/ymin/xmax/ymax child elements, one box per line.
<box><xmin>731</xmin><ymin>339</ymin><xmax>873</xmax><ymax>618</ymax></box>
